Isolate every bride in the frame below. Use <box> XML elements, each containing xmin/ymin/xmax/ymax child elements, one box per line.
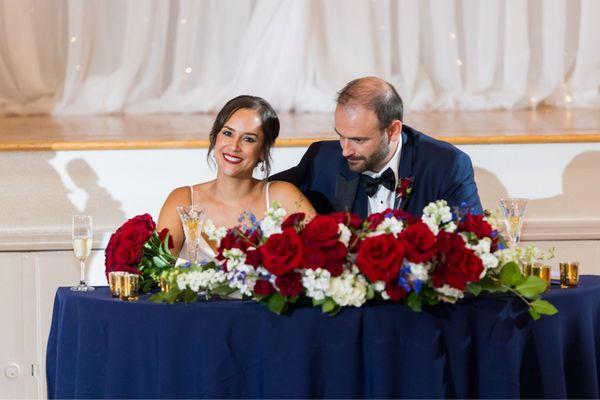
<box><xmin>157</xmin><ymin>95</ymin><xmax>316</xmax><ymax>260</ymax></box>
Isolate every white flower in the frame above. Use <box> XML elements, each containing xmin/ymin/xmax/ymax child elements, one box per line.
<box><xmin>406</xmin><ymin>261</ymin><xmax>430</xmax><ymax>282</ymax></box>
<box><xmin>302</xmin><ymin>268</ymin><xmax>332</xmax><ymax>301</ymax></box>
<box><xmin>338</xmin><ymin>224</ymin><xmax>351</xmax><ymax>247</ymax></box>
<box><xmin>176</xmin><ymin>269</ymin><xmax>227</xmax><ymax>292</ymax></box>
<box><xmin>259</xmin><ymin>216</ymin><xmax>282</xmax><ymax>238</ymax></box>
<box><xmin>372</xmin><ymin>280</ymin><xmax>386</xmax><ymax>292</ymax></box>
<box><xmin>422</xmin><ymin>200</ymin><xmax>453</xmax><ymax>235</ymax></box>
<box><xmin>435</xmin><ymin>284</ymin><xmax>464</xmax><ymax>303</ymax></box>
<box><xmin>466</xmin><ymin>237</ymin><xmax>492</xmax><ymax>254</ymax></box>
<box><xmin>479</xmin><ymin>252</ymin><xmax>499</xmax><ymax>275</ymax></box>
<box><xmin>227</xmin><ymin>263</ymin><xmax>258</xmax><ymax>296</ymax></box>
<box><xmin>375</xmin><ymin>217</ymin><xmax>404</xmax><ymax>236</ymax></box>
<box><xmin>204</xmin><ymin>219</ymin><xmax>227</xmax><ymax>246</ymax></box>
<box><xmin>326</xmin><ymin>266</ymin><xmax>368</xmax><ymax>307</ymax></box>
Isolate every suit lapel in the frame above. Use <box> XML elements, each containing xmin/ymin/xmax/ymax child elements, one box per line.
<box><xmin>334</xmin><ymin>159</ymin><xmax>366</xmax><ymax>217</ymax></box>
<box><xmin>396</xmin><ymin>129</ymin><xmax>415</xmax><ymax>211</ymax></box>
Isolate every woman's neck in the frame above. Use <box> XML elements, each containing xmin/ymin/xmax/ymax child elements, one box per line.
<box><xmin>212</xmin><ymin>174</ymin><xmax>261</xmax><ymax>205</ymax></box>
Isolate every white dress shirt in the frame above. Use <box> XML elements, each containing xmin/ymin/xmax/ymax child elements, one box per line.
<box><xmin>362</xmin><ymin>139</ymin><xmax>402</xmax><ymax>214</ymax></box>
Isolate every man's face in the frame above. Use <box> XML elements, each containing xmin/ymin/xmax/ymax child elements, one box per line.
<box><xmin>334</xmin><ymin>104</ymin><xmax>391</xmax><ymax>173</ymax></box>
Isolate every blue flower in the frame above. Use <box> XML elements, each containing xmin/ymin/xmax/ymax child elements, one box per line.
<box><xmin>413</xmin><ymin>280</ymin><xmax>423</xmax><ymax>294</ymax></box>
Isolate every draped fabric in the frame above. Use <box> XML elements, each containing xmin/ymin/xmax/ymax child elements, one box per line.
<box><xmin>1</xmin><ymin>0</ymin><xmax>598</xmax><ymax>116</ymax></box>
<box><xmin>46</xmin><ymin>277</ymin><xmax>600</xmax><ymax>398</ymax></box>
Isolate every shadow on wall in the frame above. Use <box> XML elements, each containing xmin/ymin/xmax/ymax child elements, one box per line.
<box><xmin>473</xmin><ymin>167</ymin><xmax>508</xmax><ymax>211</ymax></box>
<box><xmin>66</xmin><ymin>159</ymin><xmax>126</xmax><ymax>226</ymax></box>
<box><xmin>475</xmin><ymin>151</ymin><xmax>600</xmax><ymax>220</ymax></box>
<box><xmin>527</xmin><ymin>151</ymin><xmax>600</xmax><ymax>219</ymax></box>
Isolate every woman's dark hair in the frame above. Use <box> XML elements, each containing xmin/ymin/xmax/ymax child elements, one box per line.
<box><xmin>207</xmin><ymin>95</ymin><xmax>280</xmax><ymax>177</ymax></box>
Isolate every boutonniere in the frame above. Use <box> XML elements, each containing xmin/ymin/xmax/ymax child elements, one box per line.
<box><xmin>395</xmin><ymin>176</ymin><xmax>414</xmax><ymax>200</ymax></box>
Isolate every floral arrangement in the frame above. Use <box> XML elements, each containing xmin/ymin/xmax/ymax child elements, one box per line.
<box><xmin>149</xmin><ymin>201</ymin><xmax>557</xmax><ymax>320</ymax></box>
<box><xmin>104</xmin><ymin>214</ymin><xmax>175</xmax><ymax>292</ymax></box>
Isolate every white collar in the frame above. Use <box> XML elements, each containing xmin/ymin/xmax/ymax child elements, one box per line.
<box><xmin>362</xmin><ymin>138</ymin><xmax>402</xmax><ymax>183</ymax></box>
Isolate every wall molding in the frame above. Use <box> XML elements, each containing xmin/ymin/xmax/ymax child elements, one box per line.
<box><xmin>1</xmin><ymin>219</ymin><xmax>599</xmax><ymax>252</ymax></box>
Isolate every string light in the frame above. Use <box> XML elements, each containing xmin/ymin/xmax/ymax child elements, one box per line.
<box><xmin>565</xmin><ymin>94</ymin><xmax>572</xmax><ymax>103</ymax></box>
<box><xmin>75</xmin><ymin>64</ymin><xmax>81</xmax><ymax>71</ymax></box>
<box><xmin>185</xmin><ymin>67</ymin><xmax>192</xmax><ymax>74</ymax></box>
<box><xmin>70</xmin><ymin>36</ymin><xmax>77</xmax><ymax>43</ymax></box>
<box><xmin>450</xmin><ymin>33</ymin><xmax>457</xmax><ymax>39</ymax></box>
<box><xmin>180</xmin><ymin>18</ymin><xmax>187</xmax><ymax>24</ymax></box>
<box><xmin>455</xmin><ymin>59</ymin><xmax>463</xmax><ymax>67</ymax></box>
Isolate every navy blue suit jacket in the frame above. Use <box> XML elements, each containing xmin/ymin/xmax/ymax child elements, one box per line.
<box><xmin>271</xmin><ymin>125</ymin><xmax>482</xmax><ymax>218</ymax></box>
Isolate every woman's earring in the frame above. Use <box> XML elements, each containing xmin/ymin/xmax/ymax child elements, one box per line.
<box><xmin>260</xmin><ymin>161</ymin><xmax>265</xmax><ymax>172</ymax></box>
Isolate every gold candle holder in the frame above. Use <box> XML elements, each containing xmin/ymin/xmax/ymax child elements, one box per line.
<box><xmin>522</xmin><ymin>263</ymin><xmax>533</xmax><ymax>276</ymax></box>
<box><xmin>531</xmin><ymin>265</ymin><xmax>551</xmax><ymax>289</ymax></box>
<box><xmin>108</xmin><ymin>271</ymin><xmax>126</xmax><ymax>297</ymax></box>
<box><xmin>119</xmin><ymin>273</ymin><xmax>140</xmax><ymax>301</ymax></box>
<box><xmin>559</xmin><ymin>262</ymin><xmax>579</xmax><ymax>288</ymax></box>
<box><xmin>159</xmin><ymin>276</ymin><xmax>171</xmax><ymax>292</ymax></box>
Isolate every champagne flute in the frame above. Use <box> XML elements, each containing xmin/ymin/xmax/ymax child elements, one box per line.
<box><xmin>176</xmin><ymin>205</ymin><xmax>206</xmax><ymax>265</ymax></box>
<box><xmin>499</xmin><ymin>198</ymin><xmax>528</xmax><ymax>248</ymax></box>
<box><xmin>71</xmin><ymin>215</ymin><xmax>95</xmax><ymax>291</ymax></box>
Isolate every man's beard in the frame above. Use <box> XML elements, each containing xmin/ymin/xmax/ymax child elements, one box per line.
<box><xmin>346</xmin><ymin>136</ymin><xmax>390</xmax><ymax>173</ymax></box>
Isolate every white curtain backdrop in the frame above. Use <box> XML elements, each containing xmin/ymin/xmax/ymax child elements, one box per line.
<box><xmin>0</xmin><ymin>0</ymin><xmax>598</xmax><ymax>115</ymax></box>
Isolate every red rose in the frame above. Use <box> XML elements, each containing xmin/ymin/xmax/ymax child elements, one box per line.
<box><xmin>385</xmin><ymin>280</ymin><xmax>407</xmax><ymax>302</ymax></box>
<box><xmin>330</xmin><ymin>212</ymin><xmax>363</xmax><ymax>230</ymax></box>
<box><xmin>245</xmin><ymin>248</ymin><xmax>262</xmax><ymax>268</ymax></box>
<box><xmin>260</xmin><ymin>228</ymin><xmax>303</xmax><ymax>276</ymax></box>
<box><xmin>253</xmin><ymin>280</ymin><xmax>274</xmax><ymax>296</ymax></box>
<box><xmin>275</xmin><ymin>272</ymin><xmax>303</xmax><ymax>297</ymax></box>
<box><xmin>104</xmin><ymin>214</ymin><xmax>156</xmax><ymax>282</ymax></box>
<box><xmin>158</xmin><ymin>228</ymin><xmax>175</xmax><ymax>249</ymax></box>
<box><xmin>217</xmin><ymin>229</ymin><xmax>250</xmax><ymax>260</ymax></box>
<box><xmin>281</xmin><ymin>213</ymin><xmax>306</xmax><ymax>230</ymax></box>
<box><xmin>399</xmin><ymin>221</ymin><xmax>437</xmax><ymax>263</ymax></box>
<box><xmin>366</xmin><ymin>212</ymin><xmax>385</xmax><ymax>229</ymax></box>
<box><xmin>303</xmin><ymin>246</ymin><xmax>327</xmax><ymax>270</ymax></box>
<box><xmin>114</xmin><ymin>244</ymin><xmax>141</xmax><ymax>266</ymax></box>
<box><xmin>432</xmin><ymin>231</ymin><xmax>484</xmax><ymax>290</ymax></box>
<box><xmin>302</xmin><ymin>215</ymin><xmax>340</xmax><ymax>247</ymax></box>
<box><xmin>325</xmin><ymin>242</ymin><xmax>347</xmax><ymax>277</ymax></box>
<box><xmin>458</xmin><ymin>214</ymin><xmax>493</xmax><ymax>239</ymax></box>
<box><xmin>117</xmin><ymin>214</ymin><xmax>155</xmax><ymax>236</ymax></box>
<box><xmin>356</xmin><ymin>234</ymin><xmax>405</xmax><ymax>282</ymax></box>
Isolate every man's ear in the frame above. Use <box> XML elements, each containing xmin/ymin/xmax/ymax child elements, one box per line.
<box><xmin>387</xmin><ymin>120</ymin><xmax>402</xmax><ymax>142</ymax></box>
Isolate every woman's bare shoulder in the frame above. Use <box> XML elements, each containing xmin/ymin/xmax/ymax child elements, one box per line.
<box><xmin>269</xmin><ymin>180</ymin><xmax>315</xmax><ymax>216</ymax></box>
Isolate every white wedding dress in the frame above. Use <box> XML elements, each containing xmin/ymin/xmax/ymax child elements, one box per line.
<box><xmin>179</xmin><ymin>182</ymin><xmax>271</xmax><ymax>264</ymax></box>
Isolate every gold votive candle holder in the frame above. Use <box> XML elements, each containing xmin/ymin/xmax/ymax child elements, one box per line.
<box><xmin>522</xmin><ymin>263</ymin><xmax>533</xmax><ymax>276</ymax></box>
<box><xmin>559</xmin><ymin>262</ymin><xmax>579</xmax><ymax>288</ymax></box>
<box><xmin>108</xmin><ymin>271</ymin><xmax>126</xmax><ymax>297</ymax></box>
<box><xmin>531</xmin><ymin>265</ymin><xmax>551</xmax><ymax>289</ymax></box>
<box><xmin>119</xmin><ymin>273</ymin><xmax>140</xmax><ymax>301</ymax></box>
<box><xmin>159</xmin><ymin>276</ymin><xmax>171</xmax><ymax>292</ymax></box>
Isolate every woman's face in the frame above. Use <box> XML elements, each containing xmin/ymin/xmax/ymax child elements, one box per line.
<box><xmin>214</xmin><ymin>108</ymin><xmax>265</xmax><ymax>178</ymax></box>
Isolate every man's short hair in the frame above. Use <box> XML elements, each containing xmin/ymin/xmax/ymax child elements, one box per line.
<box><xmin>336</xmin><ymin>77</ymin><xmax>404</xmax><ymax>130</ymax></box>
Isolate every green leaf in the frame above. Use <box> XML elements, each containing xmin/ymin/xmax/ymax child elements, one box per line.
<box><xmin>531</xmin><ymin>299</ymin><xmax>558</xmax><ymax>316</ymax></box>
<box><xmin>182</xmin><ymin>289</ymin><xmax>199</xmax><ymax>303</ymax></box>
<box><xmin>212</xmin><ymin>285</ymin><xmax>237</xmax><ymax>297</ymax></box>
<box><xmin>312</xmin><ymin>298</ymin><xmax>327</xmax><ymax>306</ymax></box>
<box><xmin>366</xmin><ymin>285</ymin><xmax>375</xmax><ymax>300</ymax></box>
<box><xmin>407</xmin><ymin>292</ymin><xmax>422</xmax><ymax>312</ymax></box>
<box><xmin>478</xmin><ymin>276</ymin><xmax>508</xmax><ymax>293</ymax></box>
<box><xmin>321</xmin><ymin>299</ymin><xmax>336</xmax><ymax>313</ymax></box>
<box><xmin>267</xmin><ymin>293</ymin><xmax>287</xmax><ymax>315</ymax></box>
<box><xmin>499</xmin><ymin>262</ymin><xmax>524</xmax><ymax>287</ymax></box>
<box><xmin>468</xmin><ymin>282</ymin><xmax>482</xmax><ymax>296</ymax></box>
<box><xmin>516</xmin><ymin>276</ymin><xmax>548</xmax><ymax>299</ymax></box>
<box><xmin>152</xmin><ymin>256</ymin><xmax>169</xmax><ymax>268</ymax></box>
<box><xmin>529</xmin><ymin>307</ymin><xmax>541</xmax><ymax>320</ymax></box>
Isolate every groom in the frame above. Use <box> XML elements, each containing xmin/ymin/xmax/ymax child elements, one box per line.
<box><xmin>271</xmin><ymin>76</ymin><xmax>482</xmax><ymax>218</ymax></box>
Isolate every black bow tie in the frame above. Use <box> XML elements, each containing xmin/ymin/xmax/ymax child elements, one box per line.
<box><xmin>359</xmin><ymin>168</ymin><xmax>396</xmax><ymax>197</ymax></box>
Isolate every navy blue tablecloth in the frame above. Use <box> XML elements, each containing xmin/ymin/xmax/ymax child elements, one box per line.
<box><xmin>46</xmin><ymin>276</ymin><xmax>600</xmax><ymax>398</ymax></box>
